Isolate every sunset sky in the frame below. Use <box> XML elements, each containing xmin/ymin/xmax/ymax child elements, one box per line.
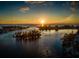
<box><xmin>0</xmin><ymin>1</ymin><xmax>79</xmax><ymax>24</ymax></box>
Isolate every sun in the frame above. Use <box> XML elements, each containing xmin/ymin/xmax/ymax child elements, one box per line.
<box><xmin>41</xmin><ymin>20</ymin><xmax>45</xmax><ymax>24</ymax></box>
<box><xmin>40</xmin><ymin>20</ymin><xmax>45</xmax><ymax>27</ymax></box>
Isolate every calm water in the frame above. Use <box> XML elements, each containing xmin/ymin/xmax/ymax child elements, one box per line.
<box><xmin>0</xmin><ymin>29</ymin><xmax>77</xmax><ymax>57</ymax></box>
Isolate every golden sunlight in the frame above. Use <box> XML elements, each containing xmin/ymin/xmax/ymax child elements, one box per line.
<box><xmin>40</xmin><ymin>19</ymin><xmax>45</xmax><ymax>27</ymax></box>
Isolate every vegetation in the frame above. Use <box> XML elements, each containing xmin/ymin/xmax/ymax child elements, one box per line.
<box><xmin>14</xmin><ymin>30</ymin><xmax>41</xmax><ymax>41</ymax></box>
<box><xmin>62</xmin><ymin>30</ymin><xmax>79</xmax><ymax>57</ymax></box>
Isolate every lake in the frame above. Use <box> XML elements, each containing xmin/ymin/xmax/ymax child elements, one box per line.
<box><xmin>0</xmin><ymin>29</ymin><xmax>77</xmax><ymax>57</ymax></box>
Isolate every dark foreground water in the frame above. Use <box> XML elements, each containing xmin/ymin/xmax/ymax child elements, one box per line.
<box><xmin>0</xmin><ymin>29</ymin><xmax>77</xmax><ymax>58</ymax></box>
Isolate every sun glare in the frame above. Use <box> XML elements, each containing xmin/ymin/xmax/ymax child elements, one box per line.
<box><xmin>40</xmin><ymin>20</ymin><xmax>45</xmax><ymax>27</ymax></box>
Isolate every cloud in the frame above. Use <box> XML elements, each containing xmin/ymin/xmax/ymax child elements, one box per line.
<box><xmin>70</xmin><ymin>7</ymin><xmax>76</xmax><ymax>13</ymax></box>
<box><xmin>19</xmin><ymin>6</ymin><xmax>30</xmax><ymax>13</ymax></box>
<box><xmin>25</xmin><ymin>1</ymin><xmax>47</xmax><ymax>8</ymax></box>
<box><xmin>27</xmin><ymin>1</ymin><xmax>45</xmax><ymax>4</ymax></box>
<box><xmin>25</xmin><ymin>1</ymin><xmax>45</xmax><ymax>5</ymax></box>
<box><xmin>63</xmin><ymin>14</ymin><xmax>79</xmax><ymax>24</ymax></box>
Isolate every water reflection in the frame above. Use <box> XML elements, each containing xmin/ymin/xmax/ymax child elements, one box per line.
<box><xmin>0</xmin><ymin>29</ymin><xmax>78</xmax><ymax>57</ymax></box>
<box><xmin>16</xmin><ymin>39</ymin><xmax>40</xmax><ymax>57</ymax></box>
<box><xmin>14</xmin><ymin>29</ymin><xmax>41</xmax><ymax>57</ymax></box>
<box><xmin>14</xmin><ymin>30</ymin><xmax>77</xmax><ymax>57</ymax></box>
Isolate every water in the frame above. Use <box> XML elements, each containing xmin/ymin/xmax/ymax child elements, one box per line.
<box><xmin>0</xmin><ymin>29</ymin><xmax>77</xmax><ymax>57</ymax></box>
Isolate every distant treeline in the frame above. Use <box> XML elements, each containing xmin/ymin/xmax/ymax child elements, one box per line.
<box><xmin>39</xmin><ymin>25</ymin><xmax>79</xmax><ymax>30</ymax></box>
<box><xmin>0</xmin><ymin>26</ymin><xmax>29</xmax><ymax>34</ymax></box>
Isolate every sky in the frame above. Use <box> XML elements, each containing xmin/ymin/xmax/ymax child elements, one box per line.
<box><xmin>0</xmin><ymin>1</ymin><xmax>79</xmax><ymax>24</ymax></box>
